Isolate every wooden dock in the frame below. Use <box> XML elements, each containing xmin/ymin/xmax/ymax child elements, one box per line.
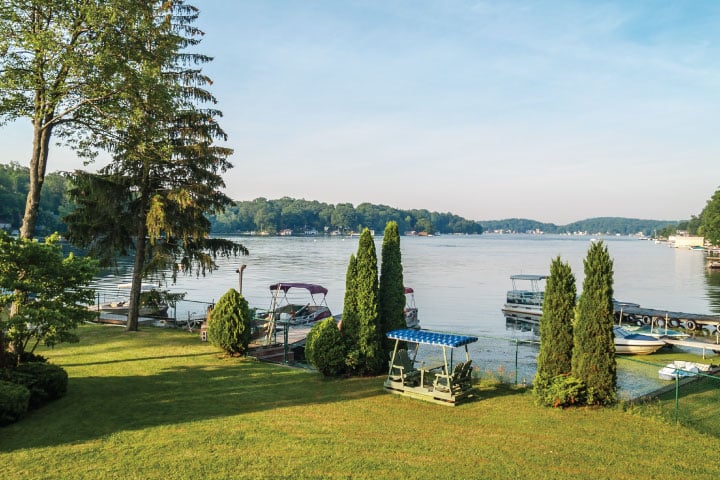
<box><xmin>661</xmin><ymin>338</ymin><xmax>720</xmax><ymax>359</ymax></box>
<box><xmin>615</xmin><ymin>303</ymin><xmax>720</xmax><ymax>333</ymax></box>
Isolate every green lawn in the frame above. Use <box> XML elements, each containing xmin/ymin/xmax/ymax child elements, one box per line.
<box><xmin>2</xmin><ymin>324</ymin><xmax>720</xmax><ymax>479</ymax></box>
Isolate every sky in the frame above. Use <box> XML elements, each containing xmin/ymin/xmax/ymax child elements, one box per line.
<box><xmin>2</xmin><ymin>0</ymin><xmax>719</xmax><ymax>225</ymax></box>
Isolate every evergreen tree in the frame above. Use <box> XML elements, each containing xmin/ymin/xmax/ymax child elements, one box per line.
<box><xmin>207</xmin><ymin>288</ymin><xmax>251</xmax><ymax>356</ymax></box>
<box><xmin>378</xmin><ymin>221</ymin><xmax>406</xmax><ymax>350</ymax></box>
<box><xmin>534</xmin><ymin>257</ymin><xmax>576</xmax><ymax>400</ymax></box>
<box><xmin>353</xmin><ymin>228</ymin><xmax>384</xmax><ymax>375</ymax></box>
<box><xmin>572</xmin><ymin>240</ymin><xmax>617</xmax><ymax>405</ymax></box>
<box><xmin>306</xmin><ymin>318</ymin><xmax>347</xmax><ymax>377</ymax></box>
<box><xmin>64</xmin><ymin>2</ymin><xmax>246</xmax><ymax>331</ymax></box>
<box><xmin>341</xmin><ymin>254</ymin><xmax>359</xmax><ymax>343</ymax></box>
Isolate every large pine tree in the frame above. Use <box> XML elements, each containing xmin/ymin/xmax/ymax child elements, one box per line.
<box><xmin>64</xmin><ymin>2</ymin><xmax>246</xmax><ymax>331</ymax></box>
<box><xmin>534</xmin><ymin>257</ymin><xmax>576</xmax><ymax>396</ymax></box>
<box><xmin>378</xmin><ymin>221</ymin><xmax>406</xmax><ymax>349</ymax></box>
<box><xmin>572</xmin><ymin>240</ymin><xmax>617</xmax><ymax>405</ymax></box>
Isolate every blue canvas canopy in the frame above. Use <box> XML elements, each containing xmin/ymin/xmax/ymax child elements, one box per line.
<box><xmin>386</xmin><ymin>329</ymin><xmax>478</xmax><ymax>348</ymax></box>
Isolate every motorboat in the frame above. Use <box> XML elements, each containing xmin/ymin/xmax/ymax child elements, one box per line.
<box><xmin>622</xmin><ymin>325</ymin><xmax>690</xmax><ymax>340</ymax></box>
<box><xmin>89</xmin><ymin>283</ymin><xmax>170</xmax><ymax>317</ymax></box>
<box><xmin>501</xmin><ymin>274</ymin><xmax>547</xmax><ymax>321</ymax></box>
<box><xmin>403</xmin><ymin>287</ymin><xmax>420</xmax><ymax>329</ymax></box>
<box><xmin>613</xmin><ymin>326</ymin><xmax>667</xmax><ymax>355</ymax></box>
<box><xmin>658</xmin><ymin>361</ymin><xmax>711</xmax><ymax>381</ymax></box>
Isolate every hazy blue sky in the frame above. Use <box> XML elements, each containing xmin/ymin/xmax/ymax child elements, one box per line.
<box><xmin>2</xmin><ymin>1</ymin><xmax>719</xmax><ymax>224</ymax></box>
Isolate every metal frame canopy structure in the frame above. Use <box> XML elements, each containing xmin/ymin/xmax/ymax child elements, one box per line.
<box><xmin>384</xmin><ymin>329</ymin><xmax>479</xmax><ymax>406</ymax></box>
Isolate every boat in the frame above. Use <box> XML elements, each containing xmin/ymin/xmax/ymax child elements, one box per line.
<box><xmin>89</xmin><ymin>283</ymin><xmax>170</xmax><ymax>317</ymax></box>
<box><xmin>613</xmin><ymin>326</ymin><xmax>667</xmax><ymax>355</ymax></box>
<box><xmin>263</xmin><ymin>282</ymin><xmax>332</xmax><ymax>326</ymax></box>
<box><xmin>658</xmin><ymin>360</ymin><xmax>712</xmax><ymax>381</ymax></box>
<box><xmin>501</xmin><ymin>274</ymin><xmax>547</xmax><ymax>320</ymax></box>
<box><xmin>403</xmin><ymin>287</ymin><xmax>420</xmax><ymax>329</ymax></box>
<box><xmin>622</xmin><ymin>325</ymin><xmax>690</xmax><ymax>340</ymax></box>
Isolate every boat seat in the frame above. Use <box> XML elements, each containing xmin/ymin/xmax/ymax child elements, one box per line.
<box><xmin>388</xmin><ymin>349</ymin><xmax>420</xmax><ymax>386</ymax></box>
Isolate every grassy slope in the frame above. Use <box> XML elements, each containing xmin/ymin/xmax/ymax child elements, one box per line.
<box><xmin>1</xmin><ymin>325</ymin><xmax>719</xmax><ymax>479</ymax></box>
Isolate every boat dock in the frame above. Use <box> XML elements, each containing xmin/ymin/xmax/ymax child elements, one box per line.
<box><xmin>615</xmin><ymin>304</ymin><xmax>720</xmax><ymax>333</ymax></box>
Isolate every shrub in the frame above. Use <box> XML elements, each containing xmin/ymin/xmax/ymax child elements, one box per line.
<box><xmin>1</xmin><ymin>362</ymin><xmax>68</xmax><ymax>409</ymax></box>
<box><xmin>306</xmin><ymin>318</ymin><xmax>347</xmax><ymax>377</ymax></box>
<box><xmin>207</xmin><ymin>288</ymin><xmax>252</xmax><ymax>356</ymax></box>
<box><xmin>534</xmin><ymin>375</ymin><xmax>586</xmax><ymax>408</ymax></box>
<box><xmin>0</xmin><ymin>380</ymin><xmax>30</xmax><ymax>426</ymax></box>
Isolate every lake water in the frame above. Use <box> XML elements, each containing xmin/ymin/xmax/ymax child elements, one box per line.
<box><xmin>90</xmin><ymin>234</ymin><xmax>720</xmax><ymax>398</ymax></box>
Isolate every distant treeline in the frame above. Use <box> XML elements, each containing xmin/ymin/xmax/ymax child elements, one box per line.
<box><xmin>210</xmin><ymin>197</ymin><xmax>484</xmax><ymax>235</ymax></box>
<box><xmin>0</xmin><ymin>162</ymin><xmax>70</xmax><ymax>235</ymax></box>
<box><xmin>479</xmin><ymin>217</ymin><xmax>681</xmax><ymax>236</ymax></box>
<box><xmin>1</xmin><ymin>162</ymin><xmax>689</xmax><ymax>238</ymax></box>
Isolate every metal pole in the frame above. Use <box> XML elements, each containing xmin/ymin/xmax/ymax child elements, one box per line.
<box><xmin>235</xmin><ymin>264</ymin><xmax>247</xmax><ymax>294</ymax></box>
<box><xmin>674</xmin><ymin>369</ymin><xmax>680</xmax><ymax>425</ymax></box>
<box><xmin>515</xmin><ymin>338</ymin><xmax>519</xmax><ymax>385</ymax></box>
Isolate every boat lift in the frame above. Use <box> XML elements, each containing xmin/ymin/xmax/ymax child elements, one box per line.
<box><xmin>384</xmin><ymin>329</ymin><xmax>479</xmax><ymax>406</ymax></box>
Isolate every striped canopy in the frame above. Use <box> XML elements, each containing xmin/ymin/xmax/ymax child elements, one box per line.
<box><xmin>386</xmin><ymin>329</ymin><xmax>478</xmax><ymax>347</ymax></box>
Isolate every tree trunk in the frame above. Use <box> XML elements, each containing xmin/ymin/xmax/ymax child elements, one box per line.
<box><xmin>20</xmin><ymin>115</ymin><xmax>53</xmax><ymax>240</ymax></box>
<box><xmin>126</xmin><ymin>221</ymin><xmax>148</xmax><ymax>332</ymax></box>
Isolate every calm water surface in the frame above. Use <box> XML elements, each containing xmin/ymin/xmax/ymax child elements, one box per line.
<box><xmin>91</xmin><ymin>234</ymin><xmax>720</xmax><ymax>398</ymax></box>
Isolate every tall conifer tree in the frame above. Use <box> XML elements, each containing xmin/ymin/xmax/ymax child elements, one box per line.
<box><xmin>534</xmin><ymin>257</ymin><xmax>576</xmax><ymax>396</ymax></box>
<box><xmin>341</xmin><ymin>254</ymin><xmax>359</xmax><ymax>344</ymax></box>
<box><xmin>64</xmin><ymin>2</ymin><xmax>246</xmax><ymax>331</ymax></box>
<box><xmin>353</xmin><ymin>228</ymin><xmax>384</xmax><ymax>374</ymax></box>
<box><xmin>572</xmin><ymin>240</ymin><xmax>617</xmax><ymax>405</ymax></box>
<box><xmin>378</xmin><ymin>221</ymin><xmax>405</xmax><ymax>349</ymax></box>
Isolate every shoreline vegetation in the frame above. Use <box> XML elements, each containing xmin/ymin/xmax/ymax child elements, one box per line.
<box><xmin>2</xmin><ymin>324</ymin><xmax>720</xmax><ymax>479</ymax></box>
<box><xmin>0</xmin><ymin>163</ymin><xmax>678</xmax><ymax>237</ymax></box>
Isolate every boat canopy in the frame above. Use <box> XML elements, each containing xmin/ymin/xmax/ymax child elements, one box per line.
<box><xmin>269</xmin><ymin>282</ymin><xmax>328</xmax><ymax>296</ymax></box>
<box><xmin>386</xmin><ymin>329</ymin><xmax>478</xmax><ymax>348</ymax></box>
<box><xmin>510</xmin><ymin>274</ymin><xmax>548</xmax><ymax>281</ymax></box>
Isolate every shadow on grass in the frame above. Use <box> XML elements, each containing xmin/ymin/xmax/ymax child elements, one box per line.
<box><xmin>0</xmin><ymin>361</ymin><xmax>383</xmax><ymax>452</ymax></box>
<box><xmin>59</xmin><ymin>351</ymin><xmax>220</xmax><ymax>367</ymax></box>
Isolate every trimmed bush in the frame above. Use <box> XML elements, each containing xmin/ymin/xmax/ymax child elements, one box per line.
<box><xmin>207</xmin><ymin>288</ymin><xmax>252</xmax><ymax>356</ymax></box>
<box><xmin>0</xmin><ymin>380</ymin><xmax>30</xmax><ymax>426</ymax></box>
<box><xmin>1</xmin><ymin>362</ymin><xmax>68</xmax><ymax>409</ymax></box>
<box><xmin>306</xmin><ymin>318</ymin><xmax>347</xmax><ymax>377</ymax></box>
<box><xmin>534</xmin><ymin>375</ymin><xmax>586</xmax><ymax>408</ymax></box>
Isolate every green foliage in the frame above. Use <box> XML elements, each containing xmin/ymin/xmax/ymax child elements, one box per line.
<box><xmin>572</xmin><ymin>240</ymin><xmax>617</xmax><ymax>406</ymax></box>
<box><xmin>207</xmin><ymin>289</ymin><xmax>252</xmax><ymax>356</ymax></box>
<box><xmin>306</xmin><ymin>318</ymin><xmax>347</xmax><ymax>377</ymax></box>
<box><xmin>0</xmin><ymin>231</ymin><xmax>97</xmax><ymax>361</ymax></box>
<box><xmin>0</xmin><ymin>163</ymin><xmax>71</xmax><ymax>234</ymax></box>
<box><xmin>352</xmin><ymin>228</ymin><xmax>384</xmax><ymax>375</ymax></box>
<box><xmin>378</xmin><ymin>221</ymin><xmax>406</xmax><ymax>349</ymax></box>
<box><xmin>533</xmin><ymin>374</ymin><xmax>586</xmax><ymax>408</ymax></box>
<box><xmin>340</xmin><ymin>254</ymin><xmax>359</xmax><ymax>344</ymax></box>
<box><xmin>0</xmin><ymin>380</ymin><xmax>30</xmax><ymax>426</ymax></box>
<box><xmin>700</xmin><ymin>188</ymin><xmax>720</xmax><ymax>246</ymax></box>
<box><xmin>481</xmin><ymin>217</ymin><xmax>677</xmax><ymax>236</ymax></box>
<box><xmin>534</xmin><ymin>256</ymin><xmax>576</xmax><ymax>400</ymax></box>
<box><xmin>62</xmin><ymin>3</ymin><xmax>247</xmax><ymax>330</ymax></box>
<box><xmin>210</xmin><ymin>197</ymin><xmax>484</xmax><ymax>235</ymax></box>
<box><xmin>1</xmin><ymin>362</ymin><xmax>68</xmax><ymax>409</ymax></box>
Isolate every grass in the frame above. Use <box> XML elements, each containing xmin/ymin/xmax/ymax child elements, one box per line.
<box><xmin>2</xmin><ymin>324</ymin><xmax>720</xmax><ymax>479</ymax></box>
